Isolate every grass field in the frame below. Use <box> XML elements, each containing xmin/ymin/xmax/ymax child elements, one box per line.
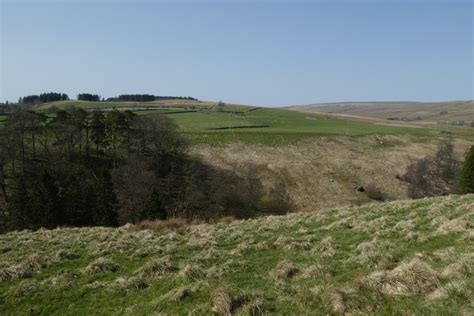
<box><xmin>171</xmin><ymin>108</ymin><xmax>441</xmax><ymax>145</ymax></box>
<box><xmin>33</xmin><ymin>99</ymin><xmax>249</xmax><ymax>112</ymax></box>
<box><xmin>0</xmin><ymin>194</ymin><xmax>472</xmax><ymax>315</ymax></box>
<box><xmin>3</xmin><ymin>100</ymin><xmax>472</xmax><ymax>144</ymax></box>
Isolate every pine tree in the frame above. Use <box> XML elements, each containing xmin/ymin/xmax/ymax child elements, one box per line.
<box><xmin>62</xmin><ymin>172</ymin><xmax>95</xmax><ymax>226</ymax></box>
<box><xmin>144</xmin><ymin>187</ymin><xmax>167</xmax><ymax>220</ymax></box>
<box><xmin>28</xmin><ymin>170</ymin><xmax>61</xmax><ymax>229</ymax></box>
<box><xmin>8</xmin><ymin>175</ymin><xmax>29</xmax><ymax>230</ymax></box>
<box><xmin>93</xmin><ymin>170</ymin><xmax>118</xmax><ymax>226</ymax></box>
<box><xmin>459</xmin><ymin>146</ymin><xmax>474</xmax><ymax>194</ymax></box>
<box><xmin>90</xmin><ymin>111</ymin><xmax>106</xmax><ymax>154</ymax></box>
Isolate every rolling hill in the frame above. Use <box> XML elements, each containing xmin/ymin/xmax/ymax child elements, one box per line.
<box><xmin>22</xmin><ymin>100</ymin><xmax>474</xmax><ymax>210</ymax></box>
<box><xmin>289</xmin><ymin>100</ymin><xmax>474</xmax><ymax>125</ymax></box>
<box><xmin>28</xmin><ymin>99</ymin><xmax>457</xmax><ymax>146</ymax></box>
<box><xmin>1</xmin><ymin>194</ymin><xmax>472</xmax><ymax>315</ymax></box>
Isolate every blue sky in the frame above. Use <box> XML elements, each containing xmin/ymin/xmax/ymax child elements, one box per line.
<box><xmin>1</xmin><ymin>0</ymin><xmax>472</xmax><ymax>106</ymax></box>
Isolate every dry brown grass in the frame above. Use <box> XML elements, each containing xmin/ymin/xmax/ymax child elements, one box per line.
<box><xmin>179</xmin><ymin>264</ymin><xmax>206</xmax><ymax>281</ymax></box>
<box><xmin>134</xmin><ymin>216</ymin><xmax>238</xmax><ymax>233</ymax></box>
<box><xmin>24</xmin><ymin>253</ymin><xmax>48</xmax><ymax>271</ymax></box>
<box><xmin>435</xmin><ymin>216</ymin><xmax>471</xmax><ymax>236</ymax></box>
<box><xmin>0</xmin><ymin>263</ymin><xmax>32</xmax><ymax>282</ymax></box>
<box><xmin>441</xmin><ymin>253</ymin><xmax>473</xmax><ymax>278</ymax></box>
<box><xmin>163</xmin><ymin>287</ymin><xmax>192</xmax><ymax>302</ymax></box>
<box><xmin>82</xmin><ymin>257</ymin><xmax>119</xmax><ymax>275</ymax></box>
<box><xmin>212</xmin><ymin>216</ymin><xmax>238</xmax><ymax>224</ymax></box>
<box><xmin>292</xmin><ymin>101</ymin><xmax>474</xmax><ymax>124</ymax></box>
<box><xmin>362</xmin><ymin>258</ymin><xmax>440</xmax><ymax>296</ymax></box>
<box><xmin>299</xmin><ymin>264</ymin><xmax>333</xmax><ymax>279</ymax></box>
<box><xmin>10</xmin><ymin>280</ymin><xmax>39</xmax><ymax>297</ymax></box>
<box><xmin>236</xmin><ymin>297</ymin><xmax>273</xmax><ymax>316</ymax></box>
<box><xmin>113</xmin><ymin>276</ymin><xmax>148</xmax><ymax>291</ymax></box>
<box><xmin>191</xmin><ymin>135</ymin><xmax>470</xmax><ymax>210</ymax></box>
<box><xmin>427</xmin><ymin>280</ymin><xmax>471</xmax><ymax>301</ymax></box>
<box><xmin>209</xmin><ymin>285</ymin><xmax>235</xmax><ymax>316</ymax></box>
<box><xmin>0</xmin><ymin>253</ymin><xmax>49</xmax><ymax>282</ymax></box>
<box><xmin>55</xmin><ymin>249</ymin><xmax>79</xmax><ymax>260</ymax></box>
<box><xmin>273</xmin><ymin>260</ymin><xmax>298</xmax><ymax>279</ymax></box>
<box><xmin>41</xmin><ymin>276</ymin><xmax>73</xmax><ymax>290</ymax></box>
<box><xmin>318</xmin><ymin>236</ymin><xmax>336</xmax><ymax>257</ymax></box>
<box><xmin>352</xmin><ymin>239</ymin><xmax>392</xmax><ymax>267</ymax></box>
<box><xmin>134</xmin><ymin>218</ymin><xmax>188</xmax><ymax>232</ymax></box>
<box><xmin>135</xmin><ymin>257</ymin><xmax>175</xmax><ymax>278</ymax></box>
<box><xmin>326</xmin><ymin>289</ymin><xmax>345</xmax><ymax>313</ymax></box>
<box><xmin>0</xmin><ymin>194</ymin><xmax>472</xmax><ymax>314</ymax></box>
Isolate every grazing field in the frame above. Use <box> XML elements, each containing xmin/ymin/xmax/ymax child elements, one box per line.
<box><xmin>30</xmin><ymin>100</ymin><xmax>451</xmax><ymax>145</ymax></box>
<box><xmin>0</xmin><ymin>194</ymin><xmax>472</xmax><ymax>315</ymax></box>
<box><xmin>173</xmin><ymin>108</ymin><xmax>440</xmax><ymax>145</ymax></box>
<box><xmin>33</xmin><ymin>99</ymin><xmax>249</xmax><ymax>112</ymax></box>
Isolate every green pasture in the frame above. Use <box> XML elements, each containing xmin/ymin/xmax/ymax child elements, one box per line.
<box><xmin>3</xmin><ymin>100</ymin><xmax>473</xmax><ymax>145</ymax></box>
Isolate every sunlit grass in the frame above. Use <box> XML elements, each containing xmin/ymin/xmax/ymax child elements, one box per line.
<box><xmin>0</xmin><ymin>194</ymin><xmax>472</xmax><ymax>315</ymax></box>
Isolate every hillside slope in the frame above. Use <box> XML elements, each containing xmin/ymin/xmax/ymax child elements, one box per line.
<box><xmin>26</xmin><ymin>100</ymin><xmax>447</xmax><ymax>145</ymax></box>
<box><xmin>192</xmin><ymin>135</ymin><xmax>472</xmax><ymax>209</ymax></box>
<box><xmin>1</xmin><ymin>195</ymin><xmax>473</xmax><ymax>315</ymax></box>
<box><xmin>290</xmin><ymin>100</ymin><xmax>474</xmax><ymax>124</ymax></box>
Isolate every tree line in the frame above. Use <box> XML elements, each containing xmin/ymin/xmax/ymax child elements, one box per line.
<box><xmin>0</xmin><ymin>108</ymin><xmax>292</xmax><ymax>232</ymax></box>
<box><xmin>77</xmin><ymin>93</ymin><xmax>101</xmax><ymax>102</ymax></box>
<box><xmin>14</xmin><ymin>93</ymin><xmax>198</xmax><ymax>105</ymax></box>
<box><xmin>401</xmin><ymin>138</ymin><xmax>474</xmax><ymax>198</ymax></box>
<box><xmin>116</xmin><ymin>95</ymin><xmax>197</xmax><ymax>102</ymax></box>
<box><xmin>19</xmin><ymin>93</ymin><xmax>69</xmax><ymax>105</ymax></box>
<box><xmin>118</xmin><ymin>94</ymin><xmax>156</xmax><ymax>102</ymax></box>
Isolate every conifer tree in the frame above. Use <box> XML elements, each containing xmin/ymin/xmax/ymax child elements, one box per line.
<box><xmin>8</xmin><ymin>175</ymin><xmax>29</xmax><ymax>230</ymax></box>
<box><xmin>93</xmin><ymin>170</ymin><xmax>118</xmax><ymax>226</ymax></box>
<box><xmin>90</xmin><ymin>111</ymin><xmax>106</xmax><ymax>154</ymax></box>
<box><xmin>144</xmin><ymin>186</ymin><xmax>167</xmax><ymax>220</ymax></box>
<box><xmin>459</xmin><ymin>146</ymin><xmax>474</xmax><ymax>194</ymax></box>
<box><xmin>28</xmin><ymin>170</ymin><xmax>61</xmax><ymax>229</ymax></box>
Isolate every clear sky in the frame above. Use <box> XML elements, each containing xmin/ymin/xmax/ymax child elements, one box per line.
<box><xmin>1</xmin><ymin>0</ymin><xmax>472</xmax><ymax>106</ymax></box>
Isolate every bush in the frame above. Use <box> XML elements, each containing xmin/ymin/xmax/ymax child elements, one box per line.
<box><xmin>402</xmin><ymin>138</ymin><xmax>460</xmax><ymax>198</ymax></box>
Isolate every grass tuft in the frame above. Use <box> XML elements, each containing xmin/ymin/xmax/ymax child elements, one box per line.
<box><xmin>273</xmin><ymin>260</ymin><xmax>298</xmax><ymax>279</ymax></box>
<box><xmin>209</xmin><ymin>285</ymin><xmax>235</xmax><ymax>316</ymax></box>
<box><xmin>83</xmin><ymin>257</ymin><xmax>119</xmax><ymax>275</ymax></box>
<box><xmin>136</xmin><ymin>257</ymin><xmax>175</xmax><ymax>278</ymax></box>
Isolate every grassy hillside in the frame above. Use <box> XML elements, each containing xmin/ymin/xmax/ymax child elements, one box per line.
<box><xmin>290</xmin><ymin>100</ymin><xmax>474</xmax><ymax>124</ymax></box>
<box><xmin>1</xmin><ymin>195</ymin><xmax>472</xmax><ymax>315</ymax></box>
<box><xmin>29</xmin><ymin>100</ymin><xmax>448</xmax><ymax>145</ymax></box>
<box><xmin>173</xmin><ymin>108</ymin><xmax>436</xmax><ymax>145</ymax></box>
<box><xmin>192</xmin><ymin>135</ymin><xmax>473</xmax><ymax>210</ymax></box>
<box><xmin>33</xmin><ymin>99</ymin><xmax>248</xmax><ymax>112</ymax></box>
